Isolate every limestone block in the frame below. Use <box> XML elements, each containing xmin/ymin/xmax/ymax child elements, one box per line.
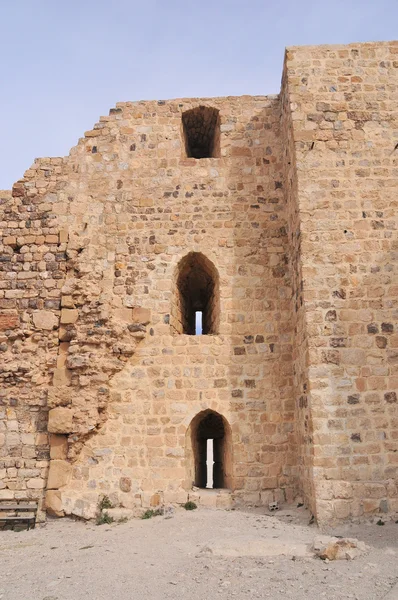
<box><xmin>313</xmin><ymin>537</ymin><xmax>368</xmax><ymax>560</ymax></box>
<box><xmin>150</xmin><ymin>492</ymin><xmax>162</xmax><ymax>507</ymax></box>
<box><xmin>47</xmin><ymin>460</ymin><xmax>72</xmax><ymax>489</ymax></box>
<box><xmin>21</xmin><ymin>433</ymin><xmax>35</xmax><ymax>445</ymax></box>
<box><xmin>333</xmin><ymin>500</ymin><xmax>351</xmax><ymax>520</ymax></box>
<box><xmin>56</xmin><ymin>352</ymin><xmax>67</xmax><ymax>369</ymax></box>
<box><xmin>4</xmin><ymin>236</ymin><xmax>16</xmax><ymax>245</ymax></box>
<box><xmin>107</xmin><ymin>508</ymin><xmax>134</xmax><ymax>521</ymax></box>
<box><xmin>119</xmin><ymin>477</ymin><xmax>132</xmax><ymax>493</ymax></box>
<box><xmin>114</xmin><ymin>308</ymin><xmax>133</xmax><ymax>322</ymax></box>
<box><xmin>48</xmin><ymin>407</ymin><xmax>73</xmax><ymax>434</ymax></box>
<box><xmin>32</xmin><ymin>310</ymin><xmax>58</xmax><ymax>330</ymax></box>
<box><xmin>0</xmin><ymin>314</ymin><xmax>19</xmax><ymax>330</ymax></box>
<box><xmin>61</xmin><ymin>295</ymin><xmax>74</xmax><ymax>308</ymax></box>
<box><xmin>59</xmin><ymin>230</ymin><xmax>69</xmax><ymax>243</ymax></box>
<box><xmin>60</xmin><ymin>308</ymin><xmax>79</xmax><ymax>324</ymax></box>
<box><xmin>132</xmin><ymin>307</ymin><xmax>151</xmax><ymax>324</ymax></box>
<box><xmin>216</xmin><ymin>492</ymin><xmax>233</xmax><ymax>509</ymax></box>
<box><xmin>163</xmin><ymin>490</ymin><xmax>189</xmax><ymax>505</ymax></box>
<box><xmin>45</xmin><ymin>490</ymin><xmax>64</xmax><ymax>517</ymax></box>
<box><xmin>66</xmin><ymin>353</ymin><xmax>91</xmax><ymax>369</ymax></box>
<box><xmin>47</xmin><ymin>387</ymin><xmax>73</xmax><ymax>409</ymax></box>
<box><xmin>59</xmin><ymin>326</ymin><xmax>74</xmax><ymax>342</ymax></box>
<box><xmin>35</xmin><ymin>433</ymin><xmax>48</xmax><ymax>445</ymax></box>
<box><xmin>53</xmin><ymin>367</ymin><xmax>72</xmax><ymax>387</ymax></box>
<box><xmin>50</xmin><ymin>434</ymin><xmax>68</xmax><ymax>460</ymax></box>
<box><xmin>27</xmin><ymin>478</ymin><xmax>46</xmax><ymax>489</ymax></box>
<box><xmin>0</xmin><ymin>489</ymin><xmax>14</xmax><ymax>500</ymax></box>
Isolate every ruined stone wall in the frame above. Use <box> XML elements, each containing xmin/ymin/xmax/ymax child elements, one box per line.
<box><xmin>0</xmin><ymin>171</ymin><xmax>66</xmax><ymax>516</ymax></box>
<box><xmin>2</xmin><ymin>40</ymin><xmax>396</xmax><ymax>525</ymax></box>
<box><xmin>285</xmin><ymin>41</ymin><xmax>398</xmax><ymax>524</ymax></box>
<box><xmin>1</xmin><ymin>96</ymin><xmax>297</xmax><ymax>519</ymax></box>
<box><xmin>55</xmin><ymin>96</ymin><xmax>296</xmax><ymax>519</ymax></box>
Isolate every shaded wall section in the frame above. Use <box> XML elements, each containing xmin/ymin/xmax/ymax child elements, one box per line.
<box><xmin>284</xmin><ymin>41</ymin><xmax>398</xmax><ymax>524</ymax></box>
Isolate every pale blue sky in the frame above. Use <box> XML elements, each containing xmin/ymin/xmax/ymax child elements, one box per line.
<box><xmin>0</xmin><ymin>0</ymin><xmax>396</xmax><ymax>188</ymax></box>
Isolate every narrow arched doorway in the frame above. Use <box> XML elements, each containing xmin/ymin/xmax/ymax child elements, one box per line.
<box><xmin>186</xmin><ymin>410</ymin><xmax>233</xmax><ymax>490</ymax></box>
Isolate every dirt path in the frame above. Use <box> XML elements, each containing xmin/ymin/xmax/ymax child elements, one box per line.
<box><xmin>0</xmin><ymin>507</ymin><xmax>397</xmax><ymax>600</ymax></box>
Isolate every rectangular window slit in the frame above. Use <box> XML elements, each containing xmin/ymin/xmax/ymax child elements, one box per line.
<box><xmin>206</xmin><ymin>438</ymin><xmax>214</xmax><ymax>489</ymax></box>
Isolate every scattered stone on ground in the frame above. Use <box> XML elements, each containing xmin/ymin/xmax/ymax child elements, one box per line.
<box><xmin>313</xmin><ymin>536</ymin><xmax>369</xmax><ymax>561</ymax></box>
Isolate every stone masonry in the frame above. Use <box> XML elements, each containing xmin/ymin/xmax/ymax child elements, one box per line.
<box><xmin>0</xmin><ymin>41</ymin><xmax>397</xmax><ymax>526</ymax></box>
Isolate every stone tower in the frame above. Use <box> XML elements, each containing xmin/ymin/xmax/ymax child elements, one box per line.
<box><xmin>0</xmin><ymin>41</ymin><xmax>397</xmax><ymax>525</ymax></box>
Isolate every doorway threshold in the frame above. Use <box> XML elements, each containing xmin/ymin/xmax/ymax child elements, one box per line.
<box><xmin>189</xmin><ymin>487</ymin><xmax>233</xmax><ymax>509</ymax></box>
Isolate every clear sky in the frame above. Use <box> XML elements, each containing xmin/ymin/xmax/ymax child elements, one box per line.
<box><xmin>0</xmin><ymin>0</ymin><xmax>396</xmax><ymax>189</ymax></box>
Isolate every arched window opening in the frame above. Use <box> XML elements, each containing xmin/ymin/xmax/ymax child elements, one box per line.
<box><xmin>182</xmin><ymin>106</ymin><xmax>220</xmax><ymax>159</ymax></box>
<box><xmin>188</xmin><ymin>410</ymin><xmax>232</xmax><ymax>490</ymax></box>
<box><xmin>173</xmin><ymin>252</ymin><xmax>219</xmax><ymax>335</ymax></box>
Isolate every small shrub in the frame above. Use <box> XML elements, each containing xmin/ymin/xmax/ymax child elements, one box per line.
<box><xmin>96</xmin><ymin>511</ymin><xmax>114</xmax><ymax>526</ymax></box>
<box><xmin>183</xmin><ymin>501</ymin><xmax>197</xmax><ymax>511</ymax></box>
<box><xmin>141</xmin><ymin>508</ymin><xmax>162</xmax><ymax>520</ymax></box>
<box><xmin>142</xmin><ymin>509</ymin><xmax>154</xmax><ymax>520</ymax></box>
<box><xmin>99</xmin><ymin>495</ymin><xmax>113</xmax><ymax>510</ymax></box>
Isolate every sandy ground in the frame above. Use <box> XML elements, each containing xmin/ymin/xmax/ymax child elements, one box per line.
<box><xmin>1</xmin><ymin>507</ymin><xmax>398</xmax><ymax>600</ymax></box>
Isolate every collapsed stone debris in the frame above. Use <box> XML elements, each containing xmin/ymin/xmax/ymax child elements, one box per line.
<box><xmin>0</xmin><ymin>41</ymin><xmax>397</xmax><ymax>526</ymax></box>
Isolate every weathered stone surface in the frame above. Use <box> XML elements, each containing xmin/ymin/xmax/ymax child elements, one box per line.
<box><xmin>48</xmin><ymin>408</ymin><xmax>73</xmax><ymax>434</ymax></box>
<box><xmin>45</xmin><ymin>490</ymin><xmax>64</xmax><ymax>517</ymax></box>
<box><xmin>119</xmin><ymin>477</ymin><xmax>132</xmax><ymax>493</ymax></box>
<box><xmin>32</xmin><ymin>310</ymin><xmax>58</xmax><ymax>330</ymax></box>
<box><xmin>132</xmin><ymin>307</ymin><xmax>151</xmax><ymax>324</ymax></box>
<box><xmin>313</xmin><ymin>537</ymin><xmax>368</xmax><ymax>561</ymax></box>
<box><xmin>50</xmin><ymin>434</ymin><xmax>68</xmax><ymax>460</ymax></box>
<box><xmin>52</xmin><ymin>367</ymin><xmax>72</xmax><ymax>387</ymax></box>
<box><xmin>106</xmin><ymin>508</ymin><xmax>134</xmax><ymax>521</ymax></box>
<box><xmin>47</xmin><ymin>460</ymin><xmax>72</xmax><ymax>489</ymax></box>
<box><xmin>60</xmin><ymin>309</ymin><xmax>79</xmax><ymax>324</ymax></box>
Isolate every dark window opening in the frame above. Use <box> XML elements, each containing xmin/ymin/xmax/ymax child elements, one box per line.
<box><xmin>174</xmin><ymin>252</ymin><xmax>219</xmax><ymax>335</ymax></box>
<box><xmin>194</xmin><ymin>412</ymin><xmax>226</xmax><ymax>489</ymax></box>
<box><xmin>182</xmin><ymin>106</ymin><xmax>220</xmax><ymax>159</ymax></box>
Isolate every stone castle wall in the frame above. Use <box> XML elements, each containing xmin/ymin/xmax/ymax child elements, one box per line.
<box><xmin>0</xmin><ymin>40</ymin><xmax>397</xmax><ymax>524</ymax></box>
<box><xmin>283</xmin><ymin>41</ymin><xmax>398</xmax><ymax>524</ymax></box>
<box><xmin>59</xmin><ymin>95</ymin><xmax>296</xmax><ymax>518</ymax></box>
<box><xmin>0</xmin><ymin>173</ymin><xmax>65</xmax><ymax>515</ymax></box>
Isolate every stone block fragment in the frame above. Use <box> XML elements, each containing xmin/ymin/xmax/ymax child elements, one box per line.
<box><xmin>47</xmin><ymin>460</ymin><xmax>72</xmax><ymax>489</ymax></box>
<box><xmin>119</xmin><ymin>477</ymin><xmax>132</xmax><ymax>492</ymax></box>
<box><xmin>32</xmin><ymin>310</ymin><xmax>58</xmax><ymax>330</ymax></box>
<box><xmin>45</xmin><ymin>490</ymin><xmax>64</xmax><ymax>517</ymax></box>
<box><xmin>59</xmin><ymin>325</ymin><xmax>74</xmax><ymax>341</ymax></box>
<box><xmin>59</xmin><ymin>230</ymin><xmax>69</xmax><ymax>243</ymax></box>
<box><xmin>313</xmin><ymin>537</ymin><xmax>368</xmax><ymax>561</ymax></box>
<box><xmin>0</xmin><ymin>314</ymin><xmax>19</xmax><ymax>330</ymax></box>
<box><xmin>50</xmin><ymin>434</ymin><xmax>68</xmax><ymax>460</ymax></box>
<box><xmin>132</xmin><ymin>307</ymin><xmax>151</xmax><ymax>324</ymax></box>
<box><xmin>53</xmin><ymin>367</ymin><xmax>71</xmax><ymax>387</ymax></box>
<box><xmin>66</xmin><ymin>354</ymin><xmax>91</xmax><ymax>369</ymax></box>
<box><xmin>60</xmin><ymin>308</ymin><xmax>79</xmax><ymax>324</ymax></box>
<box><xmin>48</xmin><ymin>407</ymin><xmax>73</xmax><ymax>434</ymax></box>
<box><xmin>107</xmin><ymin>508</ymin><xmax>134</xmax><ymax>521</ymax></box>
<box><xmin>385</xmin><ymin>392</ymin><xmax>397</xmax><ymax>403</ymax></box>
<box><xmin>27</xmin><ymin>478</ymin><xmax>46</xmax><ymax>489</ymax></box>
<box><xmin>150</xmin><ymin>492</ymin><xmax>161</xmax><ymax>507</ymax></box>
